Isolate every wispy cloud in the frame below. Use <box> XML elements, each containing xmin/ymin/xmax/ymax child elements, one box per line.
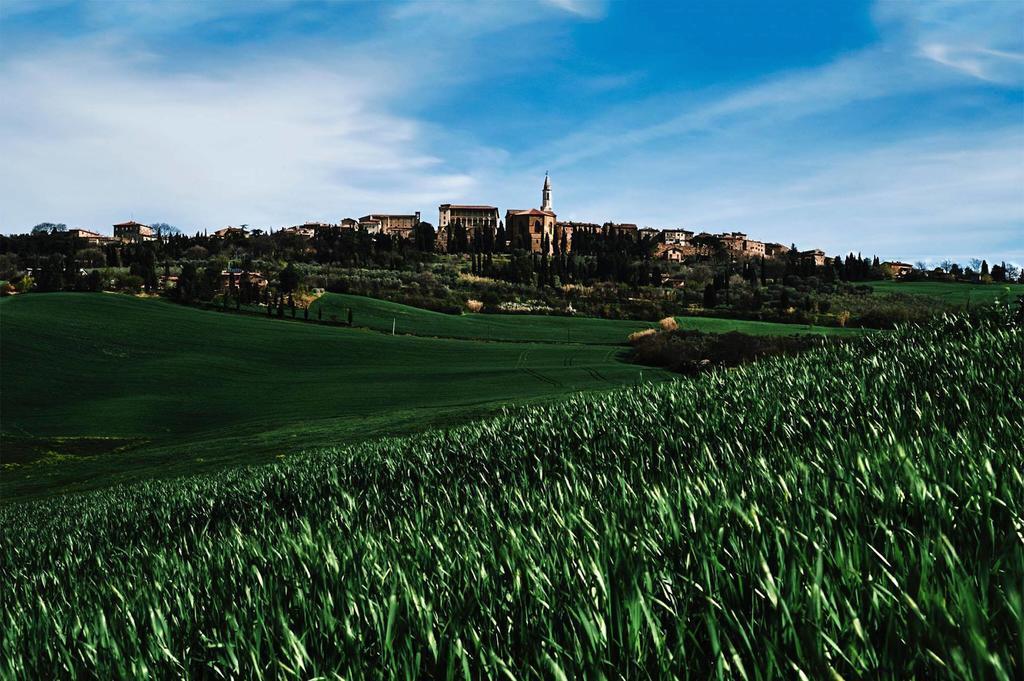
<box><xmin>0</xmin><ymin>45</ymin><xmax>473</xmax><ymax>230</ymax></box>
<box><xmin>0</xmin><ymin>0</ymin><xmax>1020</xmax><ymax>262</ymax></box>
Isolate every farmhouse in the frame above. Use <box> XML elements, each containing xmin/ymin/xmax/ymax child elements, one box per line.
<box><xmin>220</xmin><ymin>268</ymin><xmax>268</xmax><ymax>292</ymax></box>
<box><xmin>113</xmin><ymin>220</ymin><xmax>155</xmax><ymax>243</ymax></box>
<box><xmin>883</xmin><ymin>261</ymin><xmax>914</xmax><ymax>278</ymax></box>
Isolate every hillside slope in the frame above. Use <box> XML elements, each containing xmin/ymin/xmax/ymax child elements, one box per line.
<box><xmin>2</xmin><ymin>309</ymin><xmax>1020</xmax><ymax>679</ymax></box>
<box><xmin>312</xmin><ymin>292</ymin><xmax>866</xmax><ymax>343</ymax></box>
<box><xmin>1</xmin><ymin>293</ymin><xmax>668</xmax><ymax>499</ymax></box>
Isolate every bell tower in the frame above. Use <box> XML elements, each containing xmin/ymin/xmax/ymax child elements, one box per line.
<box><xmin>541</xmin><ymin>172</ymin><xmax>552</xmax><ymax>212</ymax></box>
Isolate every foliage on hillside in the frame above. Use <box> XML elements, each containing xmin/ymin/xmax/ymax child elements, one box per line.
<box><xmin>1</xmin><ymin>308</ymin><xmax>1021</xmax><ymax>679</ymax></box>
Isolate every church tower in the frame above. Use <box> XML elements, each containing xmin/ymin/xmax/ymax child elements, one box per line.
<box><xmin>541</xmin><ymin>172</ymin><xmax>553</xmax><ymax>212</ymax></box>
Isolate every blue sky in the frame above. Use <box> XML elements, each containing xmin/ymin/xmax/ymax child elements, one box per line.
<box><xmin>1</xmin><ymin>0</ymin><xmax>1021</xmax><ymax>263</ymax></box>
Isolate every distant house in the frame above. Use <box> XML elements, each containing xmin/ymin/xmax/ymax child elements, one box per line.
<box><xmin>339</xmin><ymin>217</ymin><xmax>359</xmax><ymax>230</ymax></box>
<box><xmin>638</xmin><ymin>227</ymin><xmax>660</xmax><ymax>240</ymax></box>
<box><xmin>661</xmin><ymin>245</ymin><xmax>686</xmax><ymax>262</ymax></box>
<box><xmin>212</xmin><ymin>226</ymin><xmax>249</xmax><ymax>239</ymax></box>
<box><xmin>220</xmin><ymin>268</ymin><xmax>268</xmax><ymax>292</ymax></box>
<box><xmin>719</xmin><ymin>232</ymin><xmax>765</xmax><ymax>258</ymax></box>
<box><xmin>800</xmin><ymin>249</ymin><xmax>826</xmax><ymax>267</ymax></box>
<box><xmin>359</xmin><ymin>213</ymin><xmax>421</xmax><ymax>239</ymax></box>
<box><xmin>68</xmin><ymin>228</ymin><xmax>109</xmax><ymax>246</ymax></box>
<box><xmin>113</xmin><ymin>220</ymin><xmax>155</xmax><ymax>243</ymax></box>
<box><xmin>605</xmin><ymin>223</ymin><xmax>638</xmax><ymax>239</ymax></box>
<box><xmin>357</xmin><ymin>218</ymin><xmax>383</xmax><ymax>234</ymax></box>
<box><xmin>278</xmin><ymin>225</ymin><xmax>316</xmax><ymax>238</ymax></box>
<box><xmin>662</xmin><ymin>229</ymin><xmax>694</xmax><ymax>246</ymax></box>
<box><xmin>764</xmin><ymin>243</ymin><xmax>789</xmax><ymax>259</ymax></box>
<box><xmin>883</xmin><ymin>261</ymin><xmax>914</xmax><ymax>278</ymax></box>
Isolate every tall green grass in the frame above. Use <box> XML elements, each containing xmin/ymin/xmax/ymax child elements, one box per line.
<box><xmin>1</xmin><ymin>309</ymin><xmax>1021</xmax><ymax>679</ymax></box>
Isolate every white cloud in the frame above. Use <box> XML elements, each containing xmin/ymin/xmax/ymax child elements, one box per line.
<box><xmin>0</xmin><ymin>46</ymin><xmax>476</xmax><ymax>230</ymax></box>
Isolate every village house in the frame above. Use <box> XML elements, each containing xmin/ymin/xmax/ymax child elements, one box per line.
<box><xmin>279</xmin><ymin>225</ymin><xmax>316</xmax><ymax>238</ymax></box>
<box><xmin>719</xmin><ymin>232</ymin><xmax>766</xmax><ymax>258</ymax></box>
<box><xmin>800</xmin><ymin>249</ymin><xmax>827</xmax><ymax>267</ymax></box>
<box><xmin>764</xmin><ymin>242</ymin><xmax>790</xmax><ymax>259</ymax></box>
<box><xmin>212</xmin><ymin>226</ymin><xmax>249</xmax><ymax>239</ymax></box>
<box><xmin>68</xmin><ymin>228</ymin><xmax>109</xmax><ymax>246</ymax></box>
<box><xmin>662</xmin><ymin>229</ymin><xmax>694</xmax><ymax>246</ymax></box>
<box><xmin>359</xmin><ymin>213</ymin><xmax>421</xmax><ymax>239</ymax></box>
<box><xmin>339</xmin><ymin>217</ymin><xmax>359</xmax><ymax>230</ymax></box>
<box><xmin>113</xmin><ymin>220</ymin><xmax>155</xmax><ymax>243</ymax></box>
<box><xmin>638</xmin><ymin>227</ymin><xmax>660</xmax><ymax>240</ymax></box>
<box><xmin>660</xmin><ymin>245</ymin><xmax>686</xmax><ymax>262</ymax></box>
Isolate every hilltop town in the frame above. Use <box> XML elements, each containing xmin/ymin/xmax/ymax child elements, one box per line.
<box><xmin>2</xmin><ymin>173</ymin><xmax>1019</xmax><ymax>333</ymax></box>
<box><xmin>54</xmin><ymin>174</ymin><xmax>846</xmax><ymax>269</ymax></box>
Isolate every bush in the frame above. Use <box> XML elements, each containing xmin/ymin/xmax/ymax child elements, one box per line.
<box><xmin>658</xmin><ymin>316</ymin><xmax>679</xmax><ymax>331</ymax></box>
<box><xmin>466</xmin><ymin>299</ymin><xmax>483</xmax><ymax>313</ymax></box>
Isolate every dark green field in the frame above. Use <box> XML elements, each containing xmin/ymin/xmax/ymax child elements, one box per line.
<box><xmin>1</xmin><ymin>294</ymin><xmax>674</xmax><ymax>500</ymax></box>
<box><xmin>312</xmin><ymin>292</ymin><xmax>867</xmax><ymax>342</ymax></box>
<box><xmin>866</xmin><ymin>280</ymin><xmax>1024</xmax><ymax>304</ymax></box>
<box><xmin>2</xmin><ymin>309</ymin><xmax>1019</xmax><ymax>678</ymax></box>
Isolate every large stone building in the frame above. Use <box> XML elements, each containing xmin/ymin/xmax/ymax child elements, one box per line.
<box><xmin>113</xmin><ymin>220</ymin><xmax>155</xmax><ymax>243</ymax></box>
<box><xmin>507</xmin><ymin>174</ymin><xmax>565</xmax><ymax>254</ymax></box>
<box><xmin>359</xmin><ymin>212</ymin><xmax>421</xmax><ymax>239</ymax></box>
<box><xmin>436</xmin><ymin>203</ymin><xmax>500</xmax><ymax>251</ymax></box>
<box><xmin>719</xmin><ymin>232</ymin><xmax>765</xmax><ymax>258</ymax></box>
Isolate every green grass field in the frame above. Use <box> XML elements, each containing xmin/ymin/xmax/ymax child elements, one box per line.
<box><xmin>866</xmin><ymin>280</ymin><xmax>1024</xmax><ymax>304</ymax></box>
<box><xmin>2</xmin><ymin>309</ymin><xmax>1019</xmax><ymax>678</ymax></box>
<box><xmin>312</xmin><ymin>292</ymin><xmax>867</xmax><ymax>342</ymax></box>
<box><xmin>0</xmin><ymin>293</ymin><xmax>673</xmax><ymax>500</ymax></box>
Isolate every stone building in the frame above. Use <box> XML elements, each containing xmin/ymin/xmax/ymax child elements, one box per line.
<box><xmin>68</xmin><ymin>228</ymin><xmax>109</xmax><ymax>245</ymax></box>
<box><xmin>719</xmin><ymin>232</ymin><xmax>765</xmax><ymax>258</ymax></box>
<box><xmin>212</xmin><ymin>226</ymin><xmax>249</xmax><ymax>238</ymax></box>
<box><xmin>764</xmin><ymin>242</ymin><xmax>790</xmax><ymax>259</ymax></box>
<box><xmin>113</xmin><ymin>220</ymin><xmax>155</xmax><ymax>243</ymax></box>
<box><xmin>662</xmin><ymin>229</ymin><xmax>694</xmax><ymax>246</ymax></box>
<box><xmin>507</xmin><ymin>174</ymin><xmax>565</xmax><ymax>254</ymax></box>
<box><xmin>436</xmin><ymin>204</ymin><xmax>500</xmax><ymax>251</ymax></box>
<box><xmin>800</xmin><ymin>249</ymin><xmax>826</xmax><ymax>267</ymax></box>
<box><xmin>359</xmin><ymin>212</ymin><xmax>421</xmax><ymax>239</ymax></box>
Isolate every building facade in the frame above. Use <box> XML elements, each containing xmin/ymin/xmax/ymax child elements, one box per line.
<box><xmin>436</xmin><ymin>204</ymin><xmax>500</xmax><ymax>251</ymax></box>
<box><xmin>68</xmin><ymin>228</ymin><xmax>108</xmax><ymax>245</ymax></box>
<box><xmin>719</xmin><ymin>232</ymin><xmax>765</xmax><ymax>258</ymax></box>
<box><xmin>113</xmin><ymin>220</ymin><xmax>155</xmax><ymax>243</ymax></box>
<box><xmin>359</xmin><ymin>213</ymin><xmax>421</xmax><ymax>239</ymax></box>
<box><xmin>506</xmin><ymin>174</ymin><xmax>561</xmax><ymax>254</ymax></box>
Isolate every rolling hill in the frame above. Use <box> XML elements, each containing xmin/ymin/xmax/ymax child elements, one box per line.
<box><xmin>866</xmin><ymin>280</ymin><xmax>1024</xmax><ymax>304</ymax></box>
<box><xmin>0</xmin><ymin>293</ymin><xmax>672</xmax><ymax>500</ymax></box>
<box><xmin>311</xmin><ymin>292</ymin><xmax>867</xmax><ymax>343</ymax></box>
